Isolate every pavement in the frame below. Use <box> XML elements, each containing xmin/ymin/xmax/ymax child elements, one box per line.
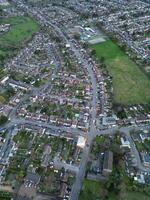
<box><xmin>1</xmin><ymin>1</ymin><xmax>150</xmax><ymax>200</ymax></box>
<box><xmin>0</xmin><ymin>126</ymin><xmax>14</xmax><ymax>164</ymax></box>
<box><xmin>54</xmin><ymin>156</ymin><xmax>79</xmax><ymax>174</ymax></box>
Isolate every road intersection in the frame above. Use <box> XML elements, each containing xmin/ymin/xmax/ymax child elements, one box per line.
<box><xmin>0</xmin><ymin>1</ymin><xmax>150</xmax><ymax>199</ymax></box>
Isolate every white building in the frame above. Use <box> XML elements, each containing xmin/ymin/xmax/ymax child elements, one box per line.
<box><xmin>120</xmin><ymin>137</ymin><xmax>131</xmax><ymax>149</ymax></box>
<box><xmin>77</xmin><ymin>136</ymin><xmax>86</xmax><ymax>149</ymax></box>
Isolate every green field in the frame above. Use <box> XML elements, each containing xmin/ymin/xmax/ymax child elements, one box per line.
<box><xmin>79</xmin><ymin>180</ymin><xmax>102</xmax><ymax>200</ymax></box>
<box><xmin>79</xmin><ymin>180</ymin><xmax>150</xmax><ymax>200</ymax></box>
<box><xmin>0</xmin><ymin>16</ymin><xmax>39</xmax><ymax>62</ymax></box>
<box><xmin>79</xmin><ymin>180</ymin><xmax>119</xmax><ymax>200</ymax></box>
<box><xmin>126</xmin><ymin>192</ymin><xmax>150</xmax><ymax>200</ymax></box>
<box><xmin>146</xmin><ymin>32</ymin><xmax>150</xmax><ymax>37</ymax></box>
<box><xmin>91</xmin><ymin>40</ymin><xmax>150</xmax><ymax>105</ymax></box>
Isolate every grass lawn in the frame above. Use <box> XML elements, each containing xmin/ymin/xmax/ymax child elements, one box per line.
<box><xmin>79</xmin><ymin>180</ymin><xmax>150</xmax><ymax>200</ymax></box>
<box><xmin>79</xmin><ymin>180</ymin><xmax>117</xmax><ymax>200</ymax></box>
<box><xmin>0</xmin><ymin>16</ymin><xmax>39</xmax><ymax>61</ymax></box>
<box><xmin>146</xmin><ymin>32</ymin><xmax>150</xmax><ymax>37</ymax></box>
<box><xmin>91</xmin><ymin>40</ymin><xmax>150</xmax><ymax>105</ymax></box>
<box><xmin>79</xmin><ymin>180</ymin><xmax>102</xmax><ymax>200</ymax></box>
<box><xmin>0</xmin><ymin>191</ymin><xmax>12</xmax><ymax>200</ymax></box>
<box><xmin>126</xmin><ymin>192</ymin><xmax>150</xmax><ymax>200</ymax></box>
<box><xmin>135</xmin><ymin>141</ymin><xmax>145</xmax><ymax>152</ymax></box>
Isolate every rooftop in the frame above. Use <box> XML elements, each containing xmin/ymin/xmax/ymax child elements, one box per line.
<box><xmin>103</xmin><ymin>151</ymin><xmax>113</xmax><ymax>171</ymax></box>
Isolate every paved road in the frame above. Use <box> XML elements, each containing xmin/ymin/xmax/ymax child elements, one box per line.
<box><xmin>11</xmin><ymin>118</ymin><xmax>85</xmax><ymax>135</ymax></box>
<box><xmin>120</xmin><ymin>126</ymin><xmax>150</xmax><ymax>172</ymax></box>
<box><xmin>69</xmin><ymin>35</ymin><xmax>99</xmax><ymax>200</ymax></box>
<box><xmin>2</xmin><ymin>1</ymin><xmax>150</xmax><ymax>200</ymax></box>
<box><xmin>0</xmin><ymin>127</ymin><xmax>14</xmax><ymax>164</ymax></box>
<box><xmin>7</xmin><ymin>3</ymin><xmax>100</xmax><ymax>198</ymax></box>
<box><xmin>54</xmin><ymin>156</ymin><xmax>79</xmax><ymax>174</ymax></box>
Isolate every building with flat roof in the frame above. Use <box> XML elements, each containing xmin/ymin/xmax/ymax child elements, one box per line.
<box><xmin>102</xmin><ymin>151</ymin><xmax>113</xmax><ymax>176</ymax></box>
<box><xmin>120</xmin><ymin>137</ymin><xmax>131</xmax><ymax>149</ymax></box>
<box><xmin>77</xmin><ymin>136</ymin><xmax>86</xmax><ymax>149</ymax></box>
<box><xmin>102</xmin><ymin>116</ymin><xmax>117</xmax><ymax>126</ymax></box>
<box><xmin>143</xmin><ymin>154</ymin><xmax>150</xmax><ymax>168</ymax></box>
<box><xmin>24</xmin><ymin>172</ymin><xmax>40</xmax><ymax>187</ymax></box>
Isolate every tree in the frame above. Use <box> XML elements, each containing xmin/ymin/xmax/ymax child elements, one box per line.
<box><xmin>91</xmin><ymin>49</ymin><xmax>96</xmax><ymax>56</ymax></box>
<box><xmin>100</xmin><ymin>56</ymin><xmax>105</xmax><ymax>63</ymax></box>
<box><xmin>82</xmin><ymin>42</ymin><xmax>88</xmax><ymax>49</ymax></box>
<box><xmin>0</xmin><ymin>96</ymin><xmax>6</xmax><ymax>104</ymax></box>
<box><xmin>74</xmin><ymin>33</ymin><xmax>80</xmax><ymax>40</ymax></box>
<box><xmin>0</xmin><ymin>115</ymin><xmax>8</xmax><ymax>125</ymax></box>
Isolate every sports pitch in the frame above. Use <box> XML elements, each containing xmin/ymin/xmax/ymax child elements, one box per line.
<box><xmin>91</xmin><ymin>40</ymin><xmax>150</xmax><ymax>105</ymax></box>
